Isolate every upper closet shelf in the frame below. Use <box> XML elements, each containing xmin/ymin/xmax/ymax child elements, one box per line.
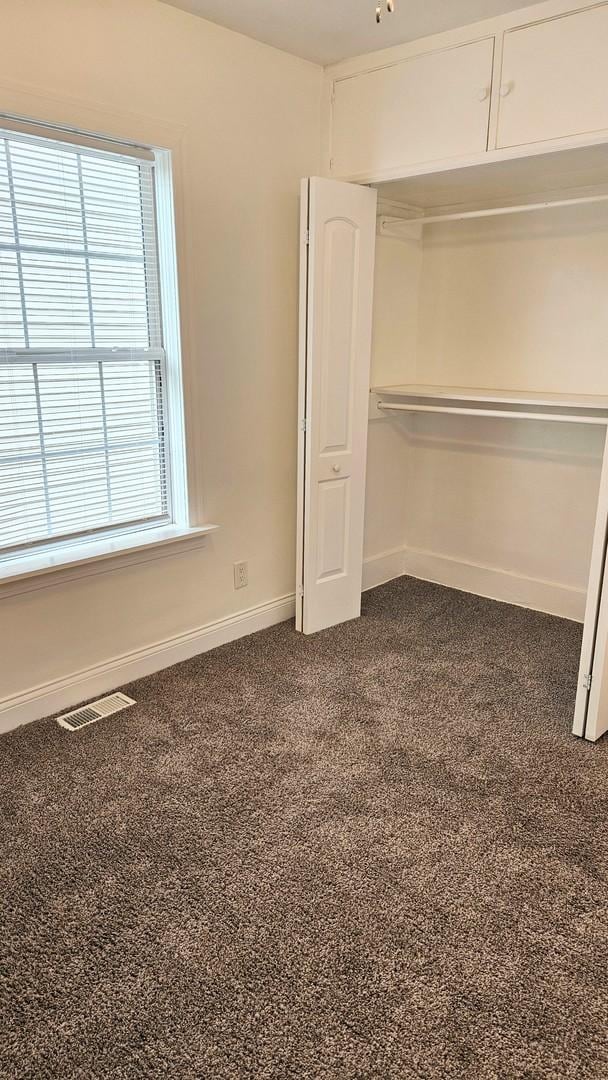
<box><xmin>371</xmin><ymin>385</ymin><xmax>608</xmax><ymax>426</ymax></box>
<box><xmin>374</xmin><ymin>142</ymin><xmax>608</xmax><ymax>217</ymax></box>
<box><xmin>379</xmin><ymin>191</ymin><xmax>608</xmax><ymax>236</ymax></box>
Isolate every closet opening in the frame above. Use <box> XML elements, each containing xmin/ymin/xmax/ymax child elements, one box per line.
<box><xmin>366</xmin><ymin>142</ymin><xmax>608</xmax><ymax>742</ymax></box>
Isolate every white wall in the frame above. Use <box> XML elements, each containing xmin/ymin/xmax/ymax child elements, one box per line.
<box><xmin>403</xmin><ymin>413</ymin><xmax>602</xmax><ymax>618</ymax></box>
<box><xmin>363</xmin><ymin>232</ymin><xmax>419</xmax><ymax>583</ymax></box>
<box><xmin>367</xmin><ymin>204</ymin><xmax>606</xmax><ymax>619</ymax></box>
<box><xmin>370</xmin><ymin>231</ymin><xmax>421</xmax><ymax>389</ymax></box>
<box><xmin>417</xmin><ymin>204</ymin><xmax>608</xmax><ymax>394</ymax></box>
<box><xmin>0</xmin><ymin>0</ymin><xmax>323</xmax><ymax>726</ymax></box>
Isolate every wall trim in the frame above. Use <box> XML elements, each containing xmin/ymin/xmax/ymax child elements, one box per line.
<box><xmin>0</xmin><ymin>527</ymin><xmax>218</xmax><ymax>600</ymax></box>
<box><xmin>363</xmin><ymin>547</ymin><xmax>407</xmax><ymax>591</ymax></box>
<box><xmin>0</xmin><ymin>593</ymin><xmax>295</xmax><ymax>735</ymax></box>
<box><xmin>401</xmin><ymin>547</ymin><xmax>585</xmax><ymax>623</ymax></box>
<box><xmin>2</xmin><ymin>548</ymin><xmax>585</xmax><ymax>736</ymax></box>
<box><xmin>362</xmin><ymin>544</ymin><xmax>585</xmax><ymax>621</ymax></box>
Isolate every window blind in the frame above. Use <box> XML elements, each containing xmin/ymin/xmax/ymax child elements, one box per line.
<box><xmin>0</xmin><ymin>128</ymin><xmax>170</xmax><ymax>558</ymax></box>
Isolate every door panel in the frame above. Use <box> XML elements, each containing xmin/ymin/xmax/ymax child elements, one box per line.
<box><xmin>317</xmin><ymin>479</ymin><xmax>349</xmax><ymax>580</ymax></box>
<box><xmin>497</xmin><ymin>6</ymin><xmax>608</xmax><ymax>150</ymax></box>
<box><xmin>319</xmin><ymin>220</ymin><xmax>356</xmax><ymax>452</ymax></box>
<box><xmin>296</xmin><ymin>177</ymin><xmax>377</xmax><ymax>635</ymax></box>
<box><xmin>331</xmin><ymin>38</ymin><xmax>494</xmax><ymax>180</ymax></box>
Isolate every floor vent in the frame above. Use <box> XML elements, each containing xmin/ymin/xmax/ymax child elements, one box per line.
<box><xmin>56</xmin><ymin>692</ymin><xmax>135</xmax><ymax>731</ymax></box>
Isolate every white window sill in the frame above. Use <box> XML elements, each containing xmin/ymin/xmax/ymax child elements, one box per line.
<box><xmin>0</xmin><ymin>524</ymin><xmax>219</xmax><ymax>598</ymax></box>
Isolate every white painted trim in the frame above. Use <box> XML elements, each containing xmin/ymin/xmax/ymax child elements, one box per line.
<box><xmin>362</xmin><ymin>547</ymin><xmax>407</xmax><ymax>591</ymax></box>
<box><xmin>0</xmin><ymin>524</ymin><xmax>219</xmax><ymax>599</ymax></box>
<box><xmin>327</xmin><ymin>130</ymin><xmax>608</xmax><ymax>187</ymax></box>
<box><xmin>401</xmin><ymin>547</ymin><xmax>585</xmax><ymax>622</ymax></box>
<box><xmin>154</xmin><ymin>146</ymin><xmax>190</xmax><ymax>528</ymax></box>
<box><xmin>295</xmin><ymin>178</ymin><xmax>309</xmax><ymax>633</ymax></box>
<box><xmin>3</xmin><ymin>550</ymin><xmax>584</xmax><ymax>735</ymax></box>
<box><xmin>0</xmin><ymin>593</ymin><xmax>295</xmax><ymax>735</ymax></box>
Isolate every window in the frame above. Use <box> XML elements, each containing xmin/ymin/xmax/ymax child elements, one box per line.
<box><xmin>0</xmin><ymin>126</ymin><xmax>176</xmax><ymax>561</ymax></box>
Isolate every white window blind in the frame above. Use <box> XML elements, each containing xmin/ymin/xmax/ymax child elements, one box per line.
<box><xmin>0</xmin><ymin>127</ymin><xmax>171</xmax><ymax>558</ymax></box>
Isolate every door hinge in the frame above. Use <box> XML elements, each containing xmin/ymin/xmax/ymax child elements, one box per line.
<box><xmin>304</xmin><ymin>228</ymin><xmax>310</xmax><ymax>246</ymax></box>
<box><xmin>300</xmin><ymin>418</ymin><xmax>308</xmax><ymax>432</ymax></box>
<box><xmin>583</xmin><ymin>673</ymin><xmax>593</xmax><ymax>691</ymax></box>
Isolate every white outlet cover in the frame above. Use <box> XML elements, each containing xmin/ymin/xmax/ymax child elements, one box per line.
<box><xmin>234</xmin><ymin>561</ymin><xmax>248</xmax><ymax>588</ymax></box>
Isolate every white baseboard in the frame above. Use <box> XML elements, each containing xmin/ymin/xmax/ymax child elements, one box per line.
<box><xmin>2</xmin><ymin>549</ymin><xmax>584</xmax><ymax>737</ymax></box>
<box><xmin>0</xmin><ymin>593</ymin><xmax>295</xmax><ymax>735</ymax></box>
<box><xmin>363</xmin><ymin>544</ymin><xmax>585</xmax><ymax>621</ymax></box>
<box><xmin>401</xmin><ymin>547</ymin><xmax>585</xmax><ymax>623</ymax></box>
<box><xmin>362</xmin><ymin>547</ymin><xmax>407</xmax><ymax>591</ymax></box>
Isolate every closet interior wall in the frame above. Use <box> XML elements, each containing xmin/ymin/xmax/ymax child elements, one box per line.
<box><xmin>364</xmin><ymin>226</ymin><xmax>418</xmax><ymax>577</ymax></box>
<box><xmin>365</xmin><ymin>199</ymin><xmax>608</xmax><ymax>620</ymax></box>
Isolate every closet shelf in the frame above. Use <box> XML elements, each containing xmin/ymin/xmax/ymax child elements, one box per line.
<box><xmin>378</xmin><ymin>192</ymin><xmax>608</xmax><ymax>236</ymax></box>
<box><xmin>371</xmin><ymin>385</ymin><xmax>608</xmax><ymax>425</ymax></box>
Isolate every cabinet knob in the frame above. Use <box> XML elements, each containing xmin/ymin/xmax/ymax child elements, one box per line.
<box><xmin>332</xmin><ymin>464</ymin><xmax>341</xmax><ymax>474</ymax></box>
<box><xmin>500</xmin><ymin>81</ymin><xmax>514</xmax><ymax>98</ymax></box>
<box><xmin>476</xmin><ymin>87</ymin><xmax>490</xmax><ymax>102</ymax></box>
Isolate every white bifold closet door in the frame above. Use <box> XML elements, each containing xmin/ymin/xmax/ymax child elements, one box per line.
<box><xmin>574</xmin><ymin>435</ymin><xmax>608</xmax><ymax>742</ymax></box>
<box><xmin>296</xmin><ymin>177</ymin><xmax>377</xmax><ymax>634</ymax></box>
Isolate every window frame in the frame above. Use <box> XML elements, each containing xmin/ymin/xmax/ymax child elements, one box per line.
<box><xmin>0</xmin><ymin>121</ymin><xmax>192</xmax><ymax>567</ymax></box>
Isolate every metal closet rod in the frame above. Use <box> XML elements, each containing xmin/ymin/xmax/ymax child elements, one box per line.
<box><xmin>377</xmin><ymin>402</ymin><xmax>608</xmax><ymax>425</ymax></box>
<box><xmin>382</xmin><ymin>191</ymin><xmax>608</xmax><ymax>228</ymax></box>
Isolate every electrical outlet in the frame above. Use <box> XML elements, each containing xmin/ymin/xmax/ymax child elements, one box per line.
<box><xmin>233</xmin><ymin>561</ymin><xmax>248</xmax><ymax>590</ymax></box>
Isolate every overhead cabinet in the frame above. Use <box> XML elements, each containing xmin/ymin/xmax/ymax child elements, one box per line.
<box><xmin>328</xmin><ymin>3</ymin><xmax>608</xmax><ymax>179</ymax></box>
<box><xmin>496</xmin><ymin>5</ymin><xmax>608</xmax><ymax>149</ymax></box>
<box><xmin>330</xmin><ymin>38</ymin><xmax>494</xmax><ymax>180</ymax></box>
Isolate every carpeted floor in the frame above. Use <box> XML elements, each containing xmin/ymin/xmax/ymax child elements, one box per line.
<box><xmin>2</xmin><ymin>577</ymin><xmax>608</xmax><ymax>1079</ymax></box>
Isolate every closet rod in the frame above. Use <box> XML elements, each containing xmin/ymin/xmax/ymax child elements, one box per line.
<box><xmin>377</xmin><ymin>402</ymin><xmax>608</xmax><ymax>425</ymax></box>
<box><xmin>382</xmin><ymin>191</ymin><xmax>608</xmax><ymax>229</ymax></box>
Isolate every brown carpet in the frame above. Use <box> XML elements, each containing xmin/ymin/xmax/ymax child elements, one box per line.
<box><xmin>2</xmin><ymin>577</ymin><xmax>608</xmax><ymax>1079</ymax></box>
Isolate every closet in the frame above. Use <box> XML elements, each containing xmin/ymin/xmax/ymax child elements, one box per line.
<box><xmin>297</xmin><ymin>0</ymin><xmax>608</xmax><ymax>743</ymax></box>
<box><xmin>296</xmin><ymin>139</ymin><xmax>608</xmax><ymax>743</ymax></box>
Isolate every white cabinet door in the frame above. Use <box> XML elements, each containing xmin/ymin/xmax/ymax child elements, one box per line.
<box><xmin>573</xmin><ymin>433</ymin><xmax>608</xmax><ymax>743</ymax></box>
<box><xmin>330</xmin><ymin>38</ymin><xmax>494</xmax><ymax>181</ymax></box>
<box><xmin>497</xmin><ymin>5</ymin><xmax>608</xmax><ymax>150</ymax></box>
<box><xmin>296</xmin><ymin>178</ymin><xmax>376</xmax><ymax>635</ymax></box>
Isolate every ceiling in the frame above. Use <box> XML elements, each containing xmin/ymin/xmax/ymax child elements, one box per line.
<box><xmin>158</xmin><ymin>0</ymin><xmax>535</xmax><ymax>66</ymax></box>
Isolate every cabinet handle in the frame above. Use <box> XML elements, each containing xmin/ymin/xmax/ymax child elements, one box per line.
<box><xmin>332</xmin><ymin>464</ymin><xmax>342</xmax><ymax>474</ymax></box>
<box><xmin>500</xmin><ymin>81</ymin><xmax>514</xmax><ymax>98</ymax></box>
<box><xmin>476</xmin><ymin>87</ymin><xmax>490</xmax><ymax>102</ymax></box>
